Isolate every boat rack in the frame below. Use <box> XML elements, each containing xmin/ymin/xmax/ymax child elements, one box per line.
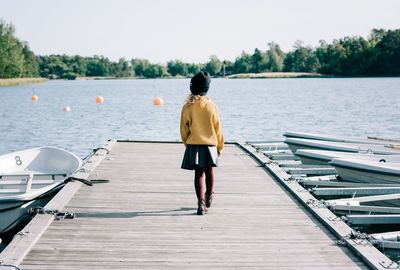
<box><xmin>244</xmin><ymin>140</ymin><xmax>400</xmax><ymax>269</ymax></box>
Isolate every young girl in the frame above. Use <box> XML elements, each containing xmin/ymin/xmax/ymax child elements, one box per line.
<box><xmin>180</xmin><ymin>71</ymin><xmax>224</xmax><ymax>215</ymax></box>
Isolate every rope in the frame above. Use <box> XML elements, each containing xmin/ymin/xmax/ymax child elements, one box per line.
<box><xmin>89</xmin><ymin>179</ymin><xmax>110</xmax><ymax>184</ymax></box>
<box><xmin>82</xmin><ymin>147</ymin><xmax>110</xmax><ymax>161</ymax></box>
<box><xmin>306</xmin><ymin>198</ymin><xmax>326</xmax><ymax>208</ymax></box>
<box><xmin>93</xmin><ymin>147</ymin><xmax>110</xmax><ymax>154</ymax></box>
<box><xmin>64</xmin><ymin>177</ymin><xmax>110</xmax><ymax>186</ymax></box>
<box><xmin>82</xmin><ymin>150</ymin><xmax>94</xmax><ymax>161</ymax></box>
<box><xmin>64</xmin><ymin>177</ymin><xmax>92</xmax><ymax>186</ymax></box>
<box><xmin>29</xmin><ymin>208</ymin><xmax>75</xmax><ymax>220</ymax></box>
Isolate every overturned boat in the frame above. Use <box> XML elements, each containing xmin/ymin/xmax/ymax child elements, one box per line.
<box><xmin>0</xmin><ymin>147</ymin><xmax>82</xmax><ymax>234</ymax></box>
<box><xmin>284</xmin><ymin>131</ymin><xmax>390</xmax><ymax>145</ymax></box>
<box><xmin>285</xmin><ymin>137</ymin><xmax>400</xmax><ymax>155</ymax></box>
<box><xmin>329</xmin><ymin>158</ymin><xmax>400</xmax><ymax>185</ymax></box>
<box><xmin>295</xmin><ymin>149</ymin><xmax>400</xmax><ymax>166</ymax></box>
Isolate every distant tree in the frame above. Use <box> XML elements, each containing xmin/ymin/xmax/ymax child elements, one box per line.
<box><xmin>131</xmin><ymin>58</ymin><xmax>149</xmax><ymax>77</ymax></box>
<box><xmin>233</xmin><ymin>51</ymin><xmax>251</xmax><ymax>73</ymax></box>
<box><xmin>285</xmin><ymin>41</ymin><xmax>319</xmax><ymax>73</ymax></box>
<box><xmin>142</xmin><ymin>63</ymin><xmax>167</xmax><ymax>78</ymax></box>
<box><xmin>368</xmin><ymin>29</ymin><xmax>387</xmax><ymax>47</ymax></box>
<box><xmin>339</xmin><ymin>36</ymin><xmax>371</xmax><ymax>75</ymax></box>
<box><xmin>369</xmin><ymin>29</ymin><xmax>400</xmax><ymax>75</ymax></box>
<box><xmin>167</xmin><ymin>60</ymin><xmax>188</xmax><ymax>76</ymax></box>
<box><xmin>187</xmin><ymin>63</ymin><xmax>202</xmax><ymax>76</ymax></box>
<box><xmin>0</xmin><ymin>20</ymin><xmax>37</xmax><ymax>78</ymax></box>
<box><xmin>86</xmin><ymin>56</ymin><xmax>110</xmax><ymax>76</ymax></box>
<box><xmin>221</xmin><ymin>60</ymin><xmax>234</xmax><ymax>76</ymax></box>
<box><xmin>266</xmin><ymin>42</ymin><xmax>285</xmax><ymax>72</ymax></box>
<box><xmin>250</xmin><ymin>48</ymin><xmax>265</xmax><ymax>73</ymax></box>
<box><xmin>21</xmin><ymin>43</ymin><xmax>39</xmax><ymax>77</ymax></box>
<box><xmin>111</xmin><ymin>58</ymin><xmax>131</xmax><ymax>77</ymax></box>
<box><xmin>71</xmin><ymin>55</ymin><xmax>87</xmax><ymax>75</ymax></box>
<box><xmin>204</xmin><ymin>55</ymin><xmax>222</xmax><ymax>76</ymax></box>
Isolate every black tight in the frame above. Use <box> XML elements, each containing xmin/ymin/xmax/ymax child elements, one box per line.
<box><xmin>194</xmin><ymin>167</ymin><xmax>214</xmax><ymax>200</ymax></box>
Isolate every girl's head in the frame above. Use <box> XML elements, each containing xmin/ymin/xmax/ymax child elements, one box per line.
<box><xmin>190</xmin><ymin>71</ymin><xmax>211</xmax><ymax>96</ymax></box>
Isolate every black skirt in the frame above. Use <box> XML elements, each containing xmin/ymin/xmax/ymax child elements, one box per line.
<box><xmin>181</xmin><ymin>145</ymin><xmax>218</xmax><ymax>170</ymax></box>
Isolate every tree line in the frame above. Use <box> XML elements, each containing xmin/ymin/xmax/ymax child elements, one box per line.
<box><xmin>0</xmin><ymin>20</ymin><xmax>39</xmax><ymax>78</ymax></box>
<box><xmin>1</xmin><ymin>19</ymin><xmax>400</xmax><ymax>79</ymax></box>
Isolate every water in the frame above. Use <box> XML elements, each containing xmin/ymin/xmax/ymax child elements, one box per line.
<box><xmin>0</xmin><ymin>78</ymin><xmax>399</xmax><ymax>158</ymax></box>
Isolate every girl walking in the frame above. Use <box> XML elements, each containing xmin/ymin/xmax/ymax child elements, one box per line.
<box><xmin>180</xmin><ymin>71</ymin><xmax>224</xmax><ymax>215</ymax></box>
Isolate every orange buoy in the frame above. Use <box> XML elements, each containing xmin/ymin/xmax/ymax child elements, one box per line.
<box><xmin>31</xmin><ymin>95</ymin><xmax>39</xmax><ymax>102</ymax></box>
<box><xmin>95</xmin><ymin>96</ymin><xmax>104</xmax><ymax>103</ymax></box>
<box><xmin>63</xmin><ymin>106</ymin><xmax>71</xmax><ymax>112</ymax></box>
<box><xmin>153</xmin><ymin>97</ymin><xmax>163</xmax><ymax>106</ymax></box>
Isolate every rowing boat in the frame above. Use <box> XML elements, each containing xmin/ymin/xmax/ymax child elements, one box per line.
<box><xmin>0</xmin><ymin>147</ymin><xmax>81</xmax><ymax>234</ymax></box>
<box><xmin>295</xmin><ymin>149</ymin><xmax>400</xmax><ymax>166</ymax></box>
<box><xmin>329</xmin><ymin>158</ymin><xmax>400</xmax><ymax>185</ymax></box>
<box><xmin>284</xmin><ymin>138</ymin><xmax>400</xmax><ymax>155</ymax></box>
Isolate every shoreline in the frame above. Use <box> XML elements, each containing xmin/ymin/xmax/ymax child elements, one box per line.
<box><xmin>226</xmin><ymin>72</ymin><xmax>325</xmax><ymax>79</ymax></box>
<box><xmin>2</xmin><ymin>74</ymin><xmax>399</xmax><ymax>85</ymax></box>
<box><xmin>0</xmin><ymin>78</ymin><xmax>47</xmax><ymax>87</ymax></box>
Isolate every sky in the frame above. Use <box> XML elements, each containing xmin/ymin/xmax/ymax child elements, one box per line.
<box><xmin>1</xmin><ymin>0</ymin><xmax>399</xmax><ymax>64</ymax></box>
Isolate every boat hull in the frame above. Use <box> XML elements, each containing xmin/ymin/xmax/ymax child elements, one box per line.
<box><xmin>335</xmin><ymin>165</ymin><xmax>400</xmax><ymax>185</ymax></box>
<box><xmin>285</xmin><ymin>138</ymin><xmax>400</xmax><ymax>155</ymax></box>
<box><xmin>0</xmin><ymin>147</ymin><xmax>82</xmax><ymax>234</ymax></box>
<box><xmin>284</xmin><ymin>131</ymin><xmax>387</xmax><ymax>144</ymax></box>
<box><xmin>0</xmin><ymin>185</ymin><xmax>62</xmax><ymax>235</ymax></box>
<box><xmin>296</xmin><ymin>149</ymin><xmax>400</xmax><ymax>166</ymax></box>
<box><xmin>330</xmin><ymin>158</ymin><xmax>400</xmax><ymax>186</ymax></box>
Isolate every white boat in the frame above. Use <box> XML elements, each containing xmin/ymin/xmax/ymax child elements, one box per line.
<box><xmin>329</xmin><ymin>158</ymin><xmax>400</xmax><ymax>185</ymax></box>
<box><xmin>0</xmin><ymin>147</ymin><xmax>82</xmax><ymax>234</ymax></box>
<box><xmin>284</xmin><ymin>138</ymin><xmax>400</xmax><ymax>155</ymax></box>
<box><xmin>295</xmin><ymin>149</ymin><xmax>400</xmax><ymax>166</ymax></box>
<box><xmin>284</xmin><ymin>131</ymin><xmax>389</xmax><ymax>144</ymax></box>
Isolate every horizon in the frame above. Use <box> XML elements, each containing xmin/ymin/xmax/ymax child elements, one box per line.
<box><xmin>1</xmin><ymin>0</ymin><xmax>400</xmax><ymax>64</ymax></box>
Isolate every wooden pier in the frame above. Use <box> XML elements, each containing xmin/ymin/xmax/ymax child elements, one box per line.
<box><xmin>0</xmin><ymin>141</ymin><xmax>379</xmax><ymax>269</ymax></box>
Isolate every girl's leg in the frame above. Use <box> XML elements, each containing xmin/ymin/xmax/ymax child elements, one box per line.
<box><xmin>204</xmin><ymin>166</ymin><xmax>214</xmax><ymax>196</ymax></box>
<box><xmin>194</xmin><ymin>167</ymin><xmax>205</xmax><ymax>200</ymax></box>
<box><xmin>205</xmin><ymin>167</ymin><xmax>215</xmax><ymax>207</ymax></box>
<box><xmin>194</xmin><ymin>167</ymin><xmax>207</xmax><ymax>215</ymax></box>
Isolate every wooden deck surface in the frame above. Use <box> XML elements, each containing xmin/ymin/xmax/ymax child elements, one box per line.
<box><xmin>19</xmin><ymin>142</ymin><xmax>368</xmax><ymax>269</ymax></box>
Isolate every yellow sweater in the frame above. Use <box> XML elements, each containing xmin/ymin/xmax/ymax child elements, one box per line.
<box><xmin>180</xmin><ymin>99</ymin><xmax>224</xmax><ymax>152</ymax></box>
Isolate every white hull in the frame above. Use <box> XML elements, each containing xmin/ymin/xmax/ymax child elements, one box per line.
<box><xmin>285</xmin><ymin>138</ymin><xmax>400</xmax><ymax>155</ymax></box>
<box><xmin>296</xmin><ymin>149</ymin><xmax>400</xmax><ymax>166</ymax></box>
<box><xmin>330</xmin><ymin>158</ymin><xmax>400</xmax><ymax>185</ymax></box>
<box><xmin>334</xmin><ymin>166</ymin><xmax>400</xmax><ymax>185</ymax></box>
<box><xmin>284</xmin><ymin>131</ymin><xmax>388</xmax><ymax>145</ymax></box>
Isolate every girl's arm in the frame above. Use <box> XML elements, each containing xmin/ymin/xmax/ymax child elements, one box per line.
<box><xmin>180</xmin><ymin>106</ymin><xmax>190</xmax><ymax>145</ymax></box>
<box><xmin>213</xmin><ymin>106</ymin><xmax>224</xmax><ymax>153</ymax></box>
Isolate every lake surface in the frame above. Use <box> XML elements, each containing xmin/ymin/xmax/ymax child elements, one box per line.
<box><xmin>0</xmin><ymin>78</ymin><xmax>399</xmax><ymax>158</ymax></box>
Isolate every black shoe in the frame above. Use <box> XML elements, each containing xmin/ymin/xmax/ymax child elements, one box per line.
<box><xmin>205</xmin><ymin>192</ymin><xmax>214</xmax><ymax>208</ymax></box>
<box><xmin>197</xmin><ymin>199</ymin><xmax>207</xmax><ymax>215</ymax></box>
